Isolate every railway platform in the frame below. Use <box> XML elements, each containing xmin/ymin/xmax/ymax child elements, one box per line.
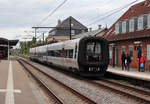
<box><xmin>107</xmin><ymin>66</ymin><xmax>150</xmax><ymax>81</ymax></box>
<box><xmin>0</xmin><ymin>58</ymin><xmax>48</xmax><ymax>104</ymax></box>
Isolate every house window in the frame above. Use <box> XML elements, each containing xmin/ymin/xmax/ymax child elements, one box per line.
<box><xmin>71</xmin><ymin>23</ymin><xmax>74</xmax><ymax>27</ymax></box>
<box><xmin>122</xmin><ymin>21</ymin><xmax>126</xmax><ymax>33</ymax></box>
<box><xmin>129</xmin><ymin>19</ymin><xmax>134</xmax><ymax>32</ymax></box>
<box><xmin>71</xmin><ymin>30</ymin><xmax>75</xmax><ymax>35</ymax></box>
<box><xmin>109</xmin><ymin>46</ymin><xmax>112</xmax><ymax>59</ymax></box>
<box><xmin>138</xmin><ymin>16</ymin><xmax>143</xmax><ymax>30</ymax></box>
<box><xmin>115</xmin><ymin>23</ymin><xmax>119</xmax><ymax>34</ymax></box>
<box><xmin>129</xmin><ymin>45</ymin><xmax>133</xmax><ymax>58</ymax></box>
<box><xmin>147</xmin><ymin>14</ymin><xmax>150</xmax><ymax>28</ymax></box>
<box><xmin>121</xmin><ymin>46</ymin><xmax>126</xmax><ymax>54</ymax></box>
<box><xmin>147</xmin><ymin>45</ymin><xmax>150</xmax><ymax>60</ymax></box>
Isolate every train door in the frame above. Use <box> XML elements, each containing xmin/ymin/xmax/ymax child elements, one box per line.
<box><xmin>73</xmin><ymin>43</ymin><xmax>78</xmax><ymax>67</ymax></box>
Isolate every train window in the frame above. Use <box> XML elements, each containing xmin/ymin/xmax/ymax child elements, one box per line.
<box><xmin>48</xmin><ymin>51</ymin><xmax>54</xmax><ymax>56</ymax></box>
<box><xmin>47</xmin><ymin>51</ymin><xmax>51</xmax><ymax>56</ymax></box>
<box><xmin>64</xmin><ymin>50</ymin><xmax>67</xmax><ymax>57</ymax></box>
<box><xmin>86</xmin><ymin>42</ymin><xmax>102</xmax><ymax>62</ymax></box>
<box><xmin>47</xmin><ymin>49</ymin><xmax>73</xmax><ymax>58</ymax></box>
<box><xmin>87</xmin><ymin>42</ymin><xmax>95</xmax><ymax>53</ymax></box>
<box><xmin>54</xmin><ymin>50</ymin><xmax>61</xmax><ymax>57</ymax></box>
<box><xmin>48</xmin><ymin>50</ymin><xmax>64</xmax><ymax>57</ymax></box>
<box><xmin>87</xmin><ymin>42</ymin><xmax>101</xmax><ymax>54</ymax></box>
<box><xmin>95</xmin><ymin>42</ymin><xmax>101</xmax><ymax>54</ymax></box>
<box><xmin>69</xmin><ymin>50</ymin><xmax>73</xmax><ymax>58</ymax></box>
<box><xmin>60</xmin><ymin>50</ymin><xmax>65</xmax><ymax>57</ymax></box>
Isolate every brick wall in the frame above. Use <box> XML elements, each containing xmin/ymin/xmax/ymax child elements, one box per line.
<box><xmin>109</xmin><ymin>39</ymin><xmax>150</xmax><ymax>70</ymax></box>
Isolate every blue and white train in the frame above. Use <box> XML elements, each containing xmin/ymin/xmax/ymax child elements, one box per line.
<box><xmin>29</xmin><ymin>37</ymin><xmax>109</xmax><ymax>77</ymax></box>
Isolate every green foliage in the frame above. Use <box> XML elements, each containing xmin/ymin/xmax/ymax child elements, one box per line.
<box><xmin>20</xmin><ymin>37</ymin><xmax>36</xmax><ymax>55</ymax></box>
<box><xmin>20</xmin><ymin>36</ymin><xmax>48</xmax><ymax>55</ymax></box>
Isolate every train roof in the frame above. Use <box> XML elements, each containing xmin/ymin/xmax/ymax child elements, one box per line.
<box><xmin>31</xmin><ymin>36</ymin><xmax>105</xmax><ymax>51</ymax></box>
<box><xmin>31</xmin><ymin>38</ymin><xmax>81</xmax><ymax>50</ymax></box>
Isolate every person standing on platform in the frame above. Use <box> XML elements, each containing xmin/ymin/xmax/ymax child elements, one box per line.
<box><xmin>126</xmin><ymin>53</ymin><xmax>131</xmax><ymax>71</ymax></box>
<box><xmin>140</xmin><ymin>54</ymin><xmax>146</xmax><ymax>72</ymax></box>
<box><xmin>121</xmin><ymin>52</ymin><xmax>126</xmax><ymax>70</ymax></box>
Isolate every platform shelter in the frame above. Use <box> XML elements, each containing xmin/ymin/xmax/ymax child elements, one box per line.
<box><xmin>0</xmin><ymin>37</ymin><xmax>18</xmax><ymax>59</ymax></box>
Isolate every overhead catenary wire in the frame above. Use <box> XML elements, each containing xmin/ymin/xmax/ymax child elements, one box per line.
<box><xmin>80</xmin><ymin>5</ymin><xmax>125</xmax><ymax>24</ymax></box>
<box><xmin>87</xmin><ymin>0</ymin><xmax>140</xmax><ymax>26</ymax></box>
<box><xmin>38</xmin><ymin>0</ymin><xmax>68</xmax><ymax>26</ymax></box>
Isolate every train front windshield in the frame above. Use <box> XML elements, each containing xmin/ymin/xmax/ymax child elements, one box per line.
<box><xmin>86</xmin><ymin>41</ymin><xmax>102</xmax><ymax>62</ymax></box>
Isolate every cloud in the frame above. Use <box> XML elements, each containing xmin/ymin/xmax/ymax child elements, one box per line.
<box><xmin>0</xmin><ymin>0</ymin><xmax>145</xmax><ymax>40</ymax></box>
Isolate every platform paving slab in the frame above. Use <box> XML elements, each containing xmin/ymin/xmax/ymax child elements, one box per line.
<box><xmin>107</xmin><ymin>66</ymin><xmax>150</xmax><ymax>81</ymax></box>
<box><xmin>0</xmin><ymin>60</ymin><xmax>48</xmax><ymax>104</ymax></box>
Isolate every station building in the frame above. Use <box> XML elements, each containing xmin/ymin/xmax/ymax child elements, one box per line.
<box><xmin>104</xmin><ymin>0</ymin><xmax>150</xmax><ymax>70</ymax></box>
<box><xmin>0</xmin><ymin>37</ymin><xmax>18</xmax><ymax>59</ymax></box>
<box><xmin>47</xmin><ymin>16</ymin><xmax>88</xmax><ymax>43</ymax></box>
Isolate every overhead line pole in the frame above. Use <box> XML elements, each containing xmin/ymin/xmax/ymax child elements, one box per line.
<box><xmin>32</xmin><ymin>25</ymin><xmax>85</xmax><ymax>41</ymax></box>
<box><xmin>69</xmin><ymin>17</ymin><xmax>72</xmax><ymax>40</ymax></box>
<box><xmin>35</xmin><ymin>28</ymin><xmax>37</xmax><ymax>43</ymax></box>
<box><xmin>43</xmin><ymin>33</ymin><xmax>44</xmax><ymax>45</ymax></box>
<box><xmin>32</xmin><ymin>26</ymin><xmax>83</xmax><ymax>41</ymax></box>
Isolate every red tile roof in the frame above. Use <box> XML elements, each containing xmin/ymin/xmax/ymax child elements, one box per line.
<box><xmin>105</xmin><ymin>0</ymin><xmax>150</xmax><ymax>42</ymax></box>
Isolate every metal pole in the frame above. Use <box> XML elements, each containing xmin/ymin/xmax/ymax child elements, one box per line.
<box><xmin>69</xmin><ymin>17</ymin><xmax>72</xmax><ymax>40</ymax></box>
<box><xmin>8</xmin><ymin>42</ymin><xmax>9</xmax><ymax>60</ymax></box>
<box><xmin>25</xmin><ymin>38</ymin><xmax>27</xmax><ymax>54</ymax></box>
<box><xmin>139</xmin><ymin>58</ymin><xmax>140</xmax><ymax>72</ymax></box>
<box><xmin>35</xmin><ymin>28</ymin><xmax>37</xmax><ymax>43</ymax></box>
<box><xmin>35</xmin><ymin>28</ymin><xmax>37</xmax><ymax>55</ymax></box>
<box><xmin>43</xmin><ymin>33</ymin><xmax>44</xmax><ymax>45</ymax></box>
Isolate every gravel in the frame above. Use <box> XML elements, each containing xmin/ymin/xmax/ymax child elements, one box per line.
<box><xmin>22</xmin><ymin>58</ymin><xmax>133</xmax><ymax>104</ymax></box>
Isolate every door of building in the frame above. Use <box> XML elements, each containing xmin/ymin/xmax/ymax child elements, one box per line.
<box><xmin>115</xmin><ymin>47</ymin><xmax>118</xmax><ymax>66</ymax></box>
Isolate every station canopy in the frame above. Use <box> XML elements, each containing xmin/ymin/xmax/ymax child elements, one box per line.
<box><xmin>0</xmin><ymin>37</ymin><xmax>19</xmax><ymax>46</ymax></box>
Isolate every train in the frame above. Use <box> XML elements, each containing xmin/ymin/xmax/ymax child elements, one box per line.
<box><xmin>29</xmin><ymin>36</ymin><xmax>109</xmax><ymax>77</ymax></box>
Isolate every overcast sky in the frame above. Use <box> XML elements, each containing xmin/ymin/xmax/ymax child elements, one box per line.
<box><xmin>0</xmin><ymin>0</ymin><xmax>144</xmax><ymax>40</ymax></box>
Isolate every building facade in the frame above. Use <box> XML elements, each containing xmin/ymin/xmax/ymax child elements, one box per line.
<box><xmin>47</xmin><ymin>16</ymin><xmax>88</xmax><ymax>43</ymax></box>
<box><xmin>105</xmin><ymin>0</ymin><xmax>150</xmax><ymax>70</ymax></box>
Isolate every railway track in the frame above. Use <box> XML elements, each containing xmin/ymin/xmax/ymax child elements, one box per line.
<box><xmin>17</xmin><ymin>59</ymin><xmax>96</xmax><ymax>104</ymax></box>
<box><xmin>90</xmin><ymin>79</ymin><xmax>150</xmax><ymax>104</ymax></box>
<box><xmin>17</xmin><ymin>57</ymin><xmax>150</xmax><ymax>104</ymax></box>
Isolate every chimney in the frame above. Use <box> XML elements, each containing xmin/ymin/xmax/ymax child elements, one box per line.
<box><xmin>98</xmin><ymin>25</ymin><xmax>102</xmax><ymax>29</ymax></box>
<box><xmin>58</xmin><ymin>19</ymin><xmax>61</xmax><ymax>25</ymax></box>
<box><xmin>89</xmin><ymin>28</ymin><xmax>92</xmax><ymax>32</ymax></box>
